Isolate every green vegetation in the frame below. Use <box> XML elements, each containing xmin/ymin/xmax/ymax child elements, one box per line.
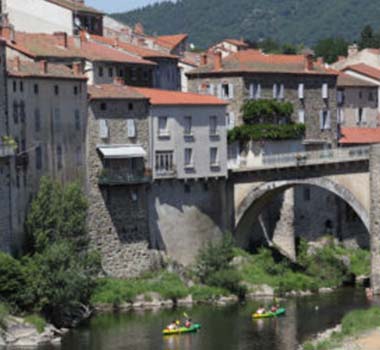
<box><xmin>242</xmin><ymin>100</ymin><xmax>294</xmax><ymax>125</ymax></box>
<box><xmin>228</xmin><ymin>123</ymin><xmax>305</xmax><ymax>143</ymax></box>
<box><xmin>0</xmin><ymin>177</ymin><xmax>100</xmax><ymax>328</ymax></box>
<box><xmin>303</xmin><ymin>307</ymin><xmax>380</xmax><ymax>350</ymax></box>
<box><xmin>113</xmin><ymin>1</ymin><xmax>380</xmax><ymax>48</ymax></box>
<box><xmin>313</xmin><ymin>37</ymin><xmax>349</xmax><ymax>64</ymax></box>
<box><xmin>0</xmin><ymin>303</ymin><xmax>9</xmax><ymax>330</ymax></box>
<box><xmin>24</xmin><ymin>315</ymin><xmax>46</xmax><ymax>334</ymax></box>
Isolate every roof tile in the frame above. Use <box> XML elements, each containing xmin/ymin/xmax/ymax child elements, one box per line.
<box><xmin>339</xmin><ymin>128</ymin><xmax>380</xmax><ymax>144</ymax></box>
<box><xmin>343</xmin><ymin>63</ymin><xmax>380</xmax><ymax>81</ymax></box>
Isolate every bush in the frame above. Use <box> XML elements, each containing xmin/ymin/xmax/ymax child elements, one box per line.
<box><xmin>0</xmin><ymin>303</ymin><xmax>9</xmax><ymax>330</ymax></box>
<box><xmin>189</xmin><ymin>285</ymin><xmax>228</xmax><ymax>301</ymax></box>
<box><xmin>24</xmin><ymin>314</ymin><xmax>46</xmax><ymax>333</ymax></box>
<box><xmin>205</xmin><ymin>269</ymin><xmax>246</xmax><ymax>297</ymax></box>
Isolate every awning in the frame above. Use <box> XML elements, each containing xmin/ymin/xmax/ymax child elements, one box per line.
<box><xmin>97</xmin><ymin>145</ymin><xmax>147</xmax><ymax>159</ymax></box>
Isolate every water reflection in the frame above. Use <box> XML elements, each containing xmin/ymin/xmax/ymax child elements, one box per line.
<box><xmin>58</xmin><ymin>288</ymin><xmax>378</xmax><ymax>350</ymax></box>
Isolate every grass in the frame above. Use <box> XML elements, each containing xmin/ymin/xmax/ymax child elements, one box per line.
<box><xmin>24</xmin><ymin>314</ymin><xmax>46</xmax><ymax>333</ymax></box>
<box><xmin>0</xmin><ymin>303</ymin><xmax>9</xmax><ymax>330</ymax></box>
<box><xmin>303</xmin><ymin>307</ymin><xmax>380</xmax><ymax>350</ymax></box>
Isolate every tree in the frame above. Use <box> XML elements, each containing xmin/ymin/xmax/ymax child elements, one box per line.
<box><xmin>313</xmin><ymin>37</ymin><xmax>349</xmax><ymax>64</ymax></box>
<box><xmin>359</xmin><ymin>25</ymin><xmax>380</xmax><ymax>49</ymax></box>
<box><xmin>242</xmin><ymin>100</ymin><xmax>294</xmax><ymax>125</ymax></box>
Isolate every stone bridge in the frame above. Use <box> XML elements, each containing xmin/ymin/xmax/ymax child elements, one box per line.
<box><xmin>228</xmin><ymin>144</ymin><xmax>380</xmax><ymax>293</ymax></box>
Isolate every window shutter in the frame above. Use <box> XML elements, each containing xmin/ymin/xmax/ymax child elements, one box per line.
<box><xmin>298</xmin><ymin>83</ymin><xmax>304</xmax><ymax>99</ymax></box>
<box><xmin>249</xmin><ymin>84</ymin><xmax>254</xmax><ymax>99</ymax></box>
<box><xmin>279</xmin><ymin>84</ymin><xmax>285</xmax><ymax>99</ymax></box>
<box><xmin>362</xmin><ymin>109</ymin><xmax>367</xmax><ymax>123</ymax></box>
<box><xmin>256</xmin><ymin>84</ymin><xmax>261</xmax><ymax>99</ymax></box>
<box><xmin>325</xmin><ymin>111</ymin><xmax>331</xmax><ymax>129</ymax></box>
<box><xmin>298</xmin><ymin>110</ymin><xmax>305</xmax><ymax>124</ymax></box>
<box><xmin>99</xmin><ymin>119</ymin><xmax>108</xmax><ymax>139</ymax></box>
<box><xmin>229</xmin><ymin>112</ymin><xmax>235</xmax><ymax>129</ymax></box>
<box><xmin>229</xmin><ymin>84</ymin><xmax>234</xmax><ymax>98</ymax></box>
<box><xmin>217</xmin><ymin>84</ymin><xmax>222</xmax><ymax>98</ymax></box>
<box><xmin>209</xmin><ymin>83</ymin><xmax>215</xmax><ymax>95</ymax></box>
<box><xmin>127</xmin><ymin>119</ymin><xmax>136</xmax><ymax>138</ymax></box>
<box><xmin>322</xmin><ymin>83</ymin><xmax>329</xmax><ymax>99</ymax></box>
<box><xmin>337</xmin><ymin>90</ymin><xmax>343</xmax><ymax>104</ymax></box>
<box><xmin>273</xmin><ymin>84</ymin><xmax>277</xmax><ymax>99</ymax></box>
<box><xmin>319</xmin><ymin>111</ymin><xmax>324</xmax><ymax>130</ymax></box>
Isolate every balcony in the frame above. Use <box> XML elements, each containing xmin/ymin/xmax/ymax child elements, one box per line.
<box><xmin>98</xmin><ymin>168</ymin><xmax>152</xmax><ymax>186</ymax></box>
<box><xmin>0</xmin><ymin>145</ymin><xmax>15</xmax><ymax>158</ymax></box>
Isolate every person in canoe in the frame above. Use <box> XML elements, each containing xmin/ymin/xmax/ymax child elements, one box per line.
<box><xmin>184</xmin><ymin>318</ymin><xmax>192</xmax><ymax>328</ymax></box>
<box><xmin>256</xmin><ymin>305</ymin><xmax>266</xmax><ymax>315</ymax></box>
<box><xmin>167</xmin><ymin>320</ymin><xmax>178</xmax><ymax>331</ymax></box>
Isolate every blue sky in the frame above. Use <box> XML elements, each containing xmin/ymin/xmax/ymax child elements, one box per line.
<box><xmin>86</xmin><ymin>0</ymin><xmax>170</xmax><ymax>13</ymax></box>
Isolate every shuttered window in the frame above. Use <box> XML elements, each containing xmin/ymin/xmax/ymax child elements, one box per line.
<box><xmin>127</xmin><ymin>119</ymin><xmax>136</xmax><ymax>138</ymax></box>
<box><xmin>99</xmin><ymin>119</ymin><xmax>109</xmax><ymax>139</ymax></box>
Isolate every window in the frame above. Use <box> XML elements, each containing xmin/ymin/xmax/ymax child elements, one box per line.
<box><xmin>99</xmin><ymin>119</ymin><xmax>109</xmax><ymax>139</ymax></box>
<box><xmin>210</xmin><ymin>147</ymin><xmax>218</xmax><ymax>166</ymax></box>
<box><xmin>13</xmin><ymin>81</ymin><xmax>16</xmax><ymax>92</ymax></box>
<box><xmin>337</xmin><ymin>90</ymin><xmax>345</xmax><ymax>105</ymax></box>
<box><xmin>221</xmin><ymin>83</ymin><xmax>234</xmax><ymax>99</ymax></box>
<box><xmin>143</xmin><ymin>70</ymin><xmax>149</xmax><ymax>81</ymax></box>
<box><xmin>76</xmin><ymin>146</ymin><xmax>82</xmax><ymax>166</ymax></box>
<box><xmin>19</xmin><ymin>100</ymin><xmax>25</xmax><ymax>123</ymax></box>
<box><xmin>369</xmin><ymin>91</ymin><xmax>374</xmax><ymax>101</ymax></box>
<box><xmin>184</xmin><ymin>148</ymin><xmax>193</xmax><ymax>167</ymax></box>
<box><xmin>108</xmin><ymin>67</ymin><xmax>113</xmax><ymax>77</ymax></box>
<box><xmin>320</xmin><ymin>109</ymin><xmax>331</xmax><ymax>130</ymax></box>
<box><xmin>298</xmin><ymin>109</ymin><xmax>305</xmax><ymax>124</ymax></box>
<box><xmin>75</xmin><ymin>110</ymin><xmax>81</xmax><ymax>131</ymax></box>
<box><xmin>298</xmin><ymin>83</ymin><xmax>304</xmax><ymax>99</ymax></box>
<box><xmin>158</xmin><ymin>116</ymin><xmax>169</xmax><ymax>137</ymax></box>
<box><xmin>74</xmin><ymin>86</ymin><xmax>78</xmax><ymax>95</ymax></box>
<box><xmin>19</xmin><ymin>81</ymin><xmax>24</xmax><ymax>92</ymax></box>
<box><xmin>155</xmin><ymin>151</ymin><xmax>174</xmax><ymax>175</ymax></box>
<box><xmin>35</xmin><ymin>146</ymin><xmax>42</xmax><ymax>170</ymax></box>
<box><xmin>57</xmin><ymin>145</ymin><xmax>63</xmax><ymax>170</ymax></box>
<box><xmin>127</xmin><ymin>119</ymin><xmax>136</xmax><ymax>138</ymax></box>
<box><xmin>100</xmin><ymin>102</ymin><xmax>107</xmax><ymax>111</ymax></box>
<box><xmin>119</xmin><ymin>69</ymin><xmax>124</xmax><ymax>77</ymax></box>
<box><xmin>54</xmin><ymin>85</ymin><xmax>59</xmax><ymax>95</ymax></box>
<box><xmin>34</xmin><ymin>108</ymin><xmax>41</xmax><ymax>132</ymax></box>
<box><xmin>359</xmin><ymin>91</ymin><xmax>363</xmax><ymax>99</ymax></box>
<box><xmin>226</xmin><ymin>112</ymin><xmax>235</xmax><ymax>130</ymax></box>
<box><xmin>13</xmin><ymin>101</ymin><xmax>18</xmax><ymax>124</ymax></box>
<box><xmin>34</xmin><ymin>84</ymin><xmax>39</xmax><ymax>95</ymax></box>
<box><xmin>128</xmin><ymin>102</ymin><xmax>134</xmax><ymax>111</ymax></box>
<box><xmin>273</xmin><ymin>83</ymin><xmax>284</xmax><ymax>99</ymax></box>
<box><xmin>303</xmin><ymin>188</ymin><xmax>311</xmax><ymax>201</ymax></box>
<box><xmin>184</xmin><ymin>183</ymin><xmax>191</xmax><ymax>193</ymax></box>
<box><xmin>207</xmin><ymin>83</ymin><xmax>215</xmax><ymax>96</ymax></box>
<box><xmin>98</xmin><ymin>66</ymin><xmax>103</xmax><ymax>77</ymax></box>
<box><xmin>357</xmin><ymin>108</ymin><xmax>366</xmax><ymax>125</ymax></box>
<box><xmin>54</xmin><ymin>108</ymin><xmax>61</xmax><ymax>131</ymax></box>
<box><xmin>131</xmin><ymin>68</ymin><xmax>137</xmax><ymax>81</ymax></box>
<box><xmin>322</xmin><ymin>83</ymin><xmax>329</xmax><ymax>99</ymax></box>
<box><xmin>209</xmin><ymin>116</ymin><xmax>218</xmax><ymax>135</ymax></box>
<box><xmin>184</xmin><ymin>116</ymin><xmax>192</xmax><ymax>135</ymax></box>
<box><xmin>249</xmin><ymin>83</ymin><xmax>261</xmax><ymax>99</ymax></box>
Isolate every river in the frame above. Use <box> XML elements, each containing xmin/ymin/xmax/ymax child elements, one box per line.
<box><xmin>40</xmin><ymin>288</ymin><xmax>378</xmax><ymax>350</ymax></box>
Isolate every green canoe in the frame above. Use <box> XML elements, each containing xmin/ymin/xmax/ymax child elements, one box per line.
<box><xmin>163</xmin><ymin>323</ymin><xmax>201</xmax><ymax>335</ymax></box>
<box><xmin>252</xmin><ymin>307</ymin><xmax>286</xmax><ymax>319</ymax></box>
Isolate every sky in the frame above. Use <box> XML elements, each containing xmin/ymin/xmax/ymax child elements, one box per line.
<box><xmin>86</xmin><ymin>0</ymin><xmax>171</xmax><ymax>13</ymax></box>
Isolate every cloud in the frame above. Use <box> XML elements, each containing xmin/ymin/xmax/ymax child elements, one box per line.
<box><xmin>86</xmin><ymin>0</ymin><xmax>171</xmax><ymax>13</ymax></box>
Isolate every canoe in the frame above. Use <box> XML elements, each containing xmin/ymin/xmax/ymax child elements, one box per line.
<box><xmin>163</xmin><ymin>323</ymin><xmax>201</xmax><ymax>335</ymax></box>
<box><xmin>252</xmin><ymin>307</ymin><xmax>286</xmax><ymax>319</ymax></box>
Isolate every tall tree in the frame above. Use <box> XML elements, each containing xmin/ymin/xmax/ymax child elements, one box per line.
<box><xmin>314</xmin><ymin>37</ymin><xmax>349</xmax><ymax>64</ymax></box>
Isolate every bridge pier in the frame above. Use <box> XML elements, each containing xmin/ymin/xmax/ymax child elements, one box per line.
<box><xmin>370</xmin><ymin>144</ymin><xmax>380</xmax><ymax>294</ymax></box>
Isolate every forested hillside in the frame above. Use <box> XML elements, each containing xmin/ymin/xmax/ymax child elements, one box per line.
<box><xmin>112</xmin><ymin>0</ymin><xmax>380</xmax><ymax>48</ymax></box>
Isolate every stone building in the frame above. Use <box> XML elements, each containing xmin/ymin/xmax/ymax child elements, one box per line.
<box><xmin>332</xmin><ymin>44</ymin><xmax>380</xmax><ymax>71</ymax></box>
<box><xmin>2</xmin><ymin>30</ymin><xmax>157</xmax><ymax>87</ymax></box>
<box><xmin>208</xmin><ymin>38</ymin><xmax>249</xmax><ymax>58</ymax></box>
<box><xmin>0</xmin><ymin>38</ymin><xmax>14</xmax><ymax>253</ymax></box>
<box><xmin>187</xmin><ymin>50</ymin><xmax>339</xmax><ymax>148</ymax></box>
<box><xmin>2</xmin><ymin>0</ymin><xmax>103</xmax><ymax>35</ymax></box>
<box><xmin>89</xmin><ymin>34</ymin><xmax>181</xmax><ymax>91</ymax></box>
<box><xmin>7</xmin><ymin>57</ymin><xmax>87</xmax><ymax>251</ymax></box>
<box><xmin>337</xmin><ymin>72</ymin><xmax>379</xmax><ymax>128</ymax></box>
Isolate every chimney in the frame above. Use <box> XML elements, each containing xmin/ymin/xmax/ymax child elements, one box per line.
<box><xmin>317</xmin><ymin>56</ymin><xmax>324</xmax><ymax>65</ymax></box>
<box><xmin>348</xmin><ymin>43</ymin><xmax>359</xmax><ymax>57</ymax></box>
<box><xmin>201</xmin><ymin>53</ymin><xmax>208</xmax><ymax>66</ymax></box>
<box><xmin>0</xmin><ymin>23</ymin><xmax>15</xmax><ymax>42</ymax></box>
<box><xmin>214</xmin><ymin>51</ymin><xmax>222</xmax><ymax>71</ymax></box>
<box><xmin>73</xmin><ymin>61</ymin><xmax>82</xmax><ymax>75</ymax></box>
<box><xmin>113</xmin><ymin>37</ymin><xmax>119</xmax><ymax>48</ymax></box>
<box><xmin>114</xmin><ymin>76</ymin><xmax>125</xmax><ymax>85</ymax></box>
<box><xmin>80</xmin><ymin>30</ymin><xmax>88</xmax><ymax>43</ymax></box>
<box><xmin>40</xmin><ymin>60</ymin><xmax>48</xmax><ymax>74</ymax></box>
<box><xmin>54</xmin><ymin>32</ymin><xmax>68</xmax><ymax>48</ymax></box>
<box><xmin>304</xmin><ymin>53</ymin><xmax>314</xmax><ymax>71</ymax></box>
<box><xmin>13</xmin><ymin>56</ymin><xmax>21</xmax><ymax>72</ymax></box>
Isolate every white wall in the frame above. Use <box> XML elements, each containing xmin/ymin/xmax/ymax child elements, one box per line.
<box><xmin>5</xmin><ymin>0</ymin><xmax>73</xmax><ymax>34</ymax></box>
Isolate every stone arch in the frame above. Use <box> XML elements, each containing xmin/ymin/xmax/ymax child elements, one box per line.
<box><xmin>235</xmin><ymin>177</ymin><xmax>369</xmax><ymax>236</ymax></box>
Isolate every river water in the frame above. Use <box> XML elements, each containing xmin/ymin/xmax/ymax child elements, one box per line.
<box><xmin>48</xmin><ymin>288</ymin><xmax>378</xmax><ymax>350</ymax></box>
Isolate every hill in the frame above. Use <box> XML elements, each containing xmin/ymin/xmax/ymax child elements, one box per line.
<box><xmin>112</xmin><ymin>0</ymin><xmax>380</xmax><ymax>48</ymax></box>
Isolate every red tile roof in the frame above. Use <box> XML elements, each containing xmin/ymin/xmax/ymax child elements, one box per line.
<box><xmin>46</xmin><ymin>0</ymin><xmax>102</xmax><ymax>14</ymax></box>
<box><xmin>337</xmin><ymin>72</ymin><xmax>378</xmax><ymax>87</ymax></box>
<box><xmin>90</xmin><ymin>34</ymin><xmax>178</xmax><ymax>60</ymax></box>
<box><xmin>5</xmin><ymin>32</ymin><xmax>156</xmax><ymax>65</ymax></box>
<box><xmin>155</xmin><ymin>34</ymin><xmax>188</xmax><ymax>50</ymax></box>
<box><xmin>134</xmin><ymin>87</ymin><xmax>227</xmax><ymax>106</ymax></box>
<box><xmin>339</xmin><ymin>128</ymin><xmax>380</xmax><ymax>144</ymax></box>
<box><xmin>189</xmin><ymin>49</ymin><xmax>338</xmax><ymax>76</ymax></box>
<box><xmin>7</xmin><ymin>58</ymin><xmax>87</xmax><ymax>80</ymax></box>
<box><xmin>88</xmin><ymin>84</ymin><xmax>147</xmax><ymax>100</ymax></box>
<box><xmin>343</xmin><ymin>64</ymin><xmax>380</xmax><ymax>81</ymax></box>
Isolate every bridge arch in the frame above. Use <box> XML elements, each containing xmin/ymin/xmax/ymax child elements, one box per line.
<box><xmin>235</xmin><ymin>177</ymin><xmax>369</xmax><ymax>241</ymax></box>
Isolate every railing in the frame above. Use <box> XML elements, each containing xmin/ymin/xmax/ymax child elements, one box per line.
<box><xmin>237</xmin><ymin>146</ymin><xmax>370</xmax><ymax>171</ymax></box>
<box><xmin>98</xmin><ymin>169</ymin><xmax>151</xmax><ymax>186</ymax></box>
<box><xmin>0</xmin><ymin>145</ymin><xmax>15</xmax><ymax>158</ymax></box>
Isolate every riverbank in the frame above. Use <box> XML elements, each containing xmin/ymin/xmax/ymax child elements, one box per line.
<box><xmin>301</xmin><ymin>307</ymin><xmax>380</xmax><ymax>350</ymax></box>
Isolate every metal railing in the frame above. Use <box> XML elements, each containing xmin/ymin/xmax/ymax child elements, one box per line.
<box><xmin>239</xmin><ymin>146</ymin><xmax>370</xmax><ymax>170</ymax></box>
<box><xmin>98</xmin><ymin>170</ymin><xmax>151</xmax><ymax>186</ymax></box>
<box><xmin>0</xmin><ymin>145</ymin><xmax>15</xmax><ymax>158</ymax></box>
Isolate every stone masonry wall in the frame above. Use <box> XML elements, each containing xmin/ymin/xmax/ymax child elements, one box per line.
<box><xmin>87</xmin><ymin>98</ymin><xmax>161</xmax><ymax>278</ymax></box>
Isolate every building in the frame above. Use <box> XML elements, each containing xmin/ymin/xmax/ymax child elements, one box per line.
<box><xmin>135</xmin><ymin>87</ymin><xmax>228</xmax><ymax>180</ymax></box>
<box><xmin>188</xmin><ymin>50</ymin><xmax>339</xmax><ymax>147</ymax></box>
<box><xmin>7</xmin><ymin>56</ymin><xmax>87</xmax><ymax>249</ymax></box>
<box><xmin>2</xmin><ymin>0</ymin><xmax>103</xmax><ymax>35</ymax></box>
<box><xmin>208</xmin><ymin>38</ymin><xmax>249</xmax><ymax>58</ymax></box>
<box><xmin>0</xmin><ymin>38</ymin><xmax>14</xmax><ymax>253</ymax></box>
<box><xmin>1</xmin><ymin>30</ymin><xmax>157</xmax><ymax>86</ymax></box>
<box><xmin>332</xmin><ymin>44</ymin><xmax>380</xmax><ymax>71</ymax></box>
<box><xmin>89</xmin><ymin>34</ymin><xmax>181</xmax><ymax>90</ymax></box>
<box><xmin>337</xmin><ymin>72</ymin><xmax>379</xmax><ymax>128</ymax></box>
